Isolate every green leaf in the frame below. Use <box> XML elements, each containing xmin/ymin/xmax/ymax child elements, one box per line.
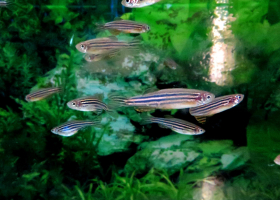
<box><xmin>22</xmin><ymin>172</ymin><xmax>40</xmax><ymax>182</ymax></box>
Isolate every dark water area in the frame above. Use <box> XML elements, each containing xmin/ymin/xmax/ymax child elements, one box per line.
<box><xmin>1</xmin><ymin>0</ymin><xmax>280</xmax><ymax>199</ymax></box>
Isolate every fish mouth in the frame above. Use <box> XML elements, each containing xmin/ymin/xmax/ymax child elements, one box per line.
<box><xmin>234</xmin><ymin>94</ymin><xmax>244</xmax><ymax>104</ymax></box>
<box><xmin>66</xmin><ymin>101</ymin><xmax>72</xmax><ymax>109</ymax></box>
<box><xmin>51</xmin><ymin>128</ymin><xmax>57</xmax><ymax>134</ymax></box>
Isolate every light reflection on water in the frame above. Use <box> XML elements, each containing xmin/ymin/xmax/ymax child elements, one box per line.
<box><xmin>208</xmin><ymin>0</ymin><xmax>236</xmax><ymax>86</ymax></box>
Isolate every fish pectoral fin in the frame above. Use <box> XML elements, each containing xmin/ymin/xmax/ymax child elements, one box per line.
<box><xmin>143</xmin><ymin>87</ymin><xmax>158</xmax><ymax>95</ymax></box>
<box><xmin>164</xmin><ymin>115</ymin><xmax>175</xmax><ymax>119</ymax></box>
<box><xmin>134</xmin><ymin>107</ymin><xmax>155</xmax><ymax>112</ymax></box>
<box><xmin>95</xmin><ymin>109</ymin><xmax>104</xmax><ymax>115</ymax></box>
<box><xmin>158</xmin><ymin>124</ymin><xmax>169</xmax><ymax>129</ymax></box>
<box><xmin>108</xmin><ymin>29</ymin><xmax>121</xmax><ymax>35</ymax></box>
<box><xmin>195</xmin><ymin>116</ymin><xmax>207</xmax><ymax>124</ymax></box>
<box><xmin>114</xmin><ymin>17</ymin><xmax>123</xmax><ymax>21</ymax></box>
<box><xmin>91</xmin><ymin>93</ymin><xmax>104</xmax><ymax>101</ymax></box>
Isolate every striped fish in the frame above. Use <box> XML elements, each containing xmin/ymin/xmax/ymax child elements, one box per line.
<box><xmin>189</xmin><ymin>94</ymin><xmax>244</xmax><ymax>124</ymax></box>
<box><xmin>109</xmin><ymin>88</ymin><xmax>215</xmax><ymax>110</ymax></box>
<box><xmin>51</xmin><ymin>119</ymin><xmax>101</xmax><ymax>137</ymax></box>
<box><xmin>274</xmin><ymin>154</ymin><xmax>280</xmax><ymax>165</ymax></box>
<box><xmin>75</xmin><ymin>36</ymin><xmax>141</xmax><ymax>54</ymax></box>
<box><xmin>96</xmin><ymin>19</ymin><xmax>150</xmax><ymax>34</ymax></box>
<box><xmin>0</xmin><ymin>1</ymin><xmax>8</xmax><ymax>7</ymax></box>
<box><xmin>141</xmin><ymin>116</ymin><xmax>205</xmax><ymax>135</ymax></box>
<box><xmin>84</xmin><ymin>49</ymin><xmax>120</xmax><ymax>62</ymax></box>
<box><xmin>67</xmin><ymin>96</ymin><xmax>109</xmax><ymax>114</ymax></box>
<box><xmin>25</xmin><ymin>87</ymin><xmax>62</xmax><ymax>102</ymax></box>
<box><xmin>121</xmin><ymin>0</ymin><xmax>162</xmax><ymax>8</ymax></box>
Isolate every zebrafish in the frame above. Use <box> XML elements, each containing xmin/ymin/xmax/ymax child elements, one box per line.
<box><xmin>141</xmin><ymin>116</ymin><xmax>205</xmax><ymax>135</ymax></box>
<box><xmin>189</xmin><ymin>94</ymin><xmax>244</xmax><ymax>124</ymax></box>
<box><xmin>25</xmin><ymin>87</ymin><xmax>62</xmax><ymax>102</ymax></box>
<box><xmin>163</xmin><ymin>58</ymin><xmax>179</xmax><ymax>70</ymax></box>
<box><xmin>75</xmin><ymin>36</ymin><xmax>140</xmax><ymax>54</ymax></box>
<box><xmin>84</xmin><ymin>49</ymin><xmax>120</xmax><ymax>62</ymax></box>
<box><xmin>274</xmin><ymin>154</ymin><xmax>280</xmax><ymax>165</ymax></box>
<box><xmin>96</xmin><ymin>18</ymin><xmax>150</xmax><ymax>34</ymax></box>
<box><xmin>109</xmin><ymin>88</ymin><xmax>215</xmax><ymax>111</ymax></box>
<box><xmin>67</xmin><ymin>96</ymin><xmax>109</xmax><ymax>114</ymax></box>
<box><xmin>51</xmin><ymin>119</ymin><xmax>101</xmax><ymax>137</ymax></box>
<box><xmin>121</xmin><ymin>0</ymin><xmax>162</xmax><ymax>8</ymax></box>
<box><xmin>0</xmin><ymin>1</ymin><xmax>8</xmax><ymax>7</ymax></box>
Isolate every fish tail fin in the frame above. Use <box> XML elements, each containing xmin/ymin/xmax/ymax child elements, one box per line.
<box><xmin>194</xmin><ymin>116</ymin><xmax>206</xmax><ymax>124</ymax></box>
<box><xmin>140</xmin><ymin>114</ymin><xmax>156</xmax><ymax>125</ymax></box>
<box><xmin>92</xmin><ymin>116</ymin><xmax>103</xmax><ymax>128</ymax></box>
<box><xmin>107</xmin><ymin>93</ymin><xmax>128</xmax><ymax>110</ymax></box>
<box><xmin>95</xmin><ymin>23</ymin><xmax>105</xmax><ymax>32</ymax></box>
<box><xmin>127</xmin><ymin>36</ymin><xmax>142</xmax><ymax>50</ymax></box>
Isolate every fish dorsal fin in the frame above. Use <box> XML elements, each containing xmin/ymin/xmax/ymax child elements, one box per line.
<box><xmin>164</xmin><ymin>115</ymin><xmax>174</xmax><ymax>119</ymax></box>
<box><xmin>114</xmin><ymin>17</ymin><xmax>123</xmax><ymax>21</ymax></box>
<box><xmin>195</xmin><ymin>116</ymin><xmax>206</xmax><ymax>124</ymax></box>
<box><xmin>134</xmin><ymin>107</ymin><xmax>155</xmax><ymax>112</ymax></box>
<box><xmin>91</xmin><ymin>93</ymin><xmax>104</xmax><ymax>101</ymax></box>
<box><xmin>107</xmin><ymin>36</ymin><xmax>118</xmax><ymax>41</ymax></box>
<box><xmin>143</xmin><ymin>87</ymin><xmax>158</xmax><ymax>95</ymax></box>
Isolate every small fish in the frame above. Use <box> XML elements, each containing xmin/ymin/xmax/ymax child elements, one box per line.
<box><xmin>67</xmin><ymin>96</ymin><xmax>109</xmax><ymax>114</ymax></box>
<box><xmin>51</xmin><ymin>120</ymin><xmax>101</xmax><ymax>137</ymax></box>
<box><xmin>96</xmin><ymin>19</ymin><xmax>150</xmax><ymax>34</ymax></box>
<box><xmin>141</xmin><ymin>116</ymin><xmax>205</xmax><ymax>135</ymax></box>
<box><xmin>121</xmin><ymin>0</ymin><xmax>162</xmax><ymax>8</ymax></box>
<box><xmin>189</xmin><ymin>94</ymin><xmax>244</xmax><ymax>124</ymax></box>
<box><xmin>0</xmin><ymin>1</ymin><xmax>8</xmax><ymax>7</ymax></box>
<box><xmin>163</xmin><ymin>58</ymin><xmax>179</xmax><ymax>70</ymax></box>
<box><xmin>75</xmin><ymin>36</ymin><xmax>140</xmax><ymax>54</ymax></box>
<box><xmin>84</xmin><ymin>49</ymin><xmax>120</xmax><ymax>62</ymax></box>
<box><xmin>109</xmin><ymin>88</ymin><xmax>215</xmax><ymax>110</ymax></box>
<box><xmin>25</xmin><ymin>87</ymin><xmax>62</xmax><ymax>102</ymax></box>
<box><xmin>274</xmin><ymin>154</ymin><xmax>280</xmax><ymax>165</ymax></box>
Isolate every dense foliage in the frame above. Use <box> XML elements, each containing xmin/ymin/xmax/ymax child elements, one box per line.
<box><xmin>1</xmin><ymin>0</ymin><xmax>280</xmax><ymax>199</ymax></box>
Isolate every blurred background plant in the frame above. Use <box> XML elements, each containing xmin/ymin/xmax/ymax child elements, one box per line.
<box><xmin>1</xmin><ymin>0</ymin><xmax>280</xmax><ymax>199</ymax></box>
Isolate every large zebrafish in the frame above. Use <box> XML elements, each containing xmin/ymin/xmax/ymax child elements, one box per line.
<box><xmin>75</xmin><ymin>36</ymin><xmax>140</xmax><ymax>54</ymax></box>
<box><xmin>109</xmin><ymin>88</ymin><xmax>215</xmax><ymax>111</ymax></box>
<box><xmin>25</xmin><ymin>87</ymin><xmax>62</xmax><ymax>102</ymax></box>
<box><xmin>121</xmin><ymin>0</ymin><xmax>162</xmax><ymax>8</ymax></box>
<box><xmin>67</xmin><ymin>96</ymin><xmax>110</xmax><ymax>114</ymax></box>
<box><xmin>141</xmin><ymin>116</ymin><xmax>205</xmax><ymax>135</ymax></box>
<box><xmin>96</xmin><ymin>18</ymin><xmax>150</xmax><ymax>34</ymax></box>
<box><xmin>51</xmin><ymin>119</ymin><xmax>101</xmax><ymax>137</ymax></box>
<box><xmin>189</xmin><ymin>94</ymin><xmax>244</xmax><ymax>124</ymax></box>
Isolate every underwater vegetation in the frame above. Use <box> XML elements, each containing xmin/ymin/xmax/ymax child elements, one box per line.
<box><xmin>1</xmin><ymin>0</ymin><xmax>280</xmax><ymax>199</ymax></box>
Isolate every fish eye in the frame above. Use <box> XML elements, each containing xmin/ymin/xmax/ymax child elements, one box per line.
<box><xmin>126</xmin><ymin>0</ymin><xmax>129</xmax><ymax>2</ymax></box>
<box><xmin>72</xmin><ymin>102</ymin><xmax>76</xmax><ymax>106</ymax></box>
<box><xmin>236</xmin><ymin>95</ymin><xmax>241</xmax><ymax>99</ymax></box>
<box><xmin>81</xmin><ymin>44</ymin><xmax>85</xmax><ymax>50</ymax></box>
<box><xmin>146</xmin><ymin>26</ymin><xmax>150</xmax><ymax>30</ymax></box>
<box><xmin>207</xmin><ymin>95</ymin><xmax>211</xmax><ymax>99</ymax></box>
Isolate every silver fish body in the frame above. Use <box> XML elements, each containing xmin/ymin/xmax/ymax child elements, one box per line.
<box><xmin>25</xmin><ymin>87</ymin><xmax>62</xmax><ymax>102</ymax></box>
<box><xmin>189</xmin><ymin>94</ymin><xmax>244</xmax><ymax>117</ymax></box>
<box><xmin>121</xmin><ymin>0</ymin><xmax>162</xmax><ymax>8</ymax></box>
<box><xmin>98</xmin><ymin>19</ymin><xmax>150</xmax><ymax>34</ymax></box>
<box><xmin>274</xmin><ymin>154</ymin><xmax>280</xmax><ymax>165</ymax></box>
<box><xmin>75</xmin><ymin>37</ymin><xmax>140</xmax><ymax>54</ymax></box>
<box><xmin>142</xmin><ymin>116</ymin><xmax>205</xmax><ymax>135</ymax></box>
<box><xmin>67</xmin><ymin>96</ymin><xmax>108</xmax><ymax>114</ymax></box>
<box><xmin>0</xmin><ymin>1</ymin><xmax>8</xmax><ymax>7</ymax></box>
<box><xmin>124</xmin><ymin>88</ymin><xmax>215</xmax><ymax>109</ymax></box>
<box><xmin>51</xmin><ymin>120</ymin><xmax>100</xmax><ymax>137</ymax></box>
